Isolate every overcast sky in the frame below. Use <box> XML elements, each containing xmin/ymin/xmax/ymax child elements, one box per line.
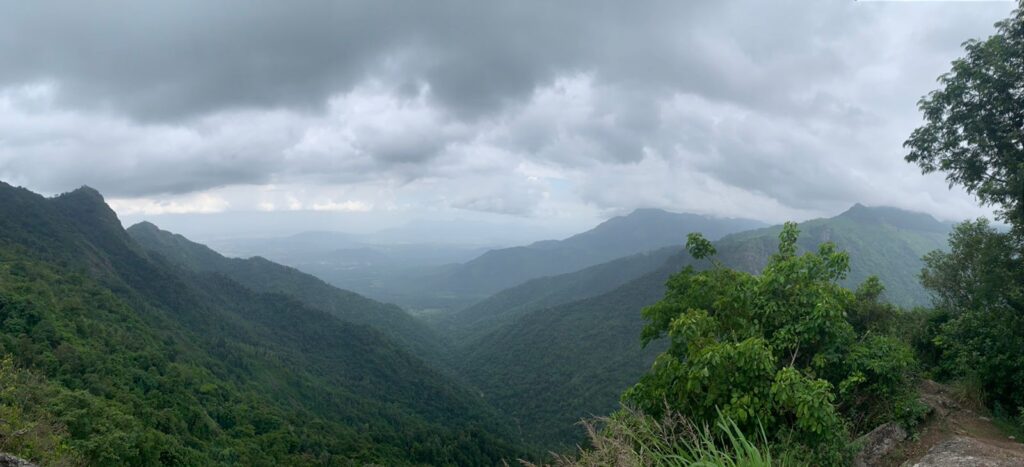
<box><xmin>0</xmin><ymin>1</ymin><xmax>1015</xmax><ymax>241</ymax></box>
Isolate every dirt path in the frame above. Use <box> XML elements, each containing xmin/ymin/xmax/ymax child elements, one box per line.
<box><xmin>884</xmin><ymin>380</ymin><xmax>1024</xmax><ymax>466</ymax></box>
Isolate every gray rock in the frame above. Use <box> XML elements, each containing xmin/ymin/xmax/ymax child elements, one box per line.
<box><xmin>0</xmin><ymin>454</ymin><xmax>36</xmax><ymax>467</ymax></box>
<box><xmin>912</xmin><ymin>436</ymin><xmax>1024</xmax><ymax>467</ymax></box>
<box><xmin>919</xmin><ymin>381</ymin><xmax>958</xmax><ymax>419</ymax></box>
<box><xmin>855</xmin><ymin>422</ymin><xmax>908</xmax><ymax>467</ymax></box>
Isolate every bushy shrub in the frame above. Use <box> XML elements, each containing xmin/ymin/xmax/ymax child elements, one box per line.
<box><xmin>625</xmin><ymin>223</ymin><xmax>923</xmax><ymax>465</ymax></box>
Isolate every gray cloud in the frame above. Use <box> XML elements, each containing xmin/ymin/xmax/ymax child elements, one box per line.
<box><xmin>0</xmin><ymin>0</ymin><xmax>1015</xmax><ymax>225</ymax></box>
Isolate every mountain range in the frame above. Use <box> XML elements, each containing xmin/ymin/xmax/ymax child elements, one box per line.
<box><xmin>445</xmin><ymin>203</ymin><xmax>952</xmax><ymax>448</ymax></box>
<box><xmin>0</xmin><ymin>180</ymin><xmax>957</xmax><ymax>463</ymax></box>
<box><xmin>0</xmin><ymin>183</ymin><xmax>522</xmax><ymax>465</ymax></box>
<box><xmin>221</xmin><ymin>209</ymin><xmax>765</xmax><ymax>311</ymax></box>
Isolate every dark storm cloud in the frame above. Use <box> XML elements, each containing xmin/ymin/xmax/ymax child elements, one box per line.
<box><xmin>0</xmin><ymin>0</ymin><xmax>1015</xmax><ymax>222</ymax></box>
<box><xmin>0</xmin><ymin>1</ymin><xmax>867</xmax><ymax>122</ymax></box>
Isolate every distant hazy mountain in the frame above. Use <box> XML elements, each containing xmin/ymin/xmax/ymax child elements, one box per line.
<box><xmin>221</xmin><ymin>208</ymin><xmax>763</xmax><ymax>312</ymax></box>
<box><xmin>0</xmin><ymin>182</ymin><xmax>522</xmax><ymax>465</ymax></box>
<box><xmin>436</xmin><ymin>209</ymin><xmax>765</xmax><ymax>297</ymax></box>
<box><xmin>438</xmin><ymin>246</ymin><xmax>683</xmax><ymax>344</ymax></box>
<box><xmin>452</xmin><ymin>204</ymin><xmax>953</xmax><ymax>449</ymax></box>
<box><xmin>127</xmin><ymin>221</ymin><xmax>445</xmax><ymax>359</ymax></box>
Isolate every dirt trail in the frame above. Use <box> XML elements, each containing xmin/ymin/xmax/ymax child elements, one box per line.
<box><xmin>884</xmin><ymin>380</ymin><xmax>1024</xmax><ymax>466</ymax></box>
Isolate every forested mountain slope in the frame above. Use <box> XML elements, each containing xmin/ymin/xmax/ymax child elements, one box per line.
<box><xmin>127</xmin><ymin>221</ymin><xmax>444</xmax><ymax>359</ymax></box>
<box><xmin>436</xmin><ymin>209</ymin><xmax>762</xmax><ymax>297</ymax></box>
<box><xmin>438</xmin><ymin>246</ymin><xmax>682</xmax><ymax>345</ymax></box>
<box><xmin>455</xmin><ymin>253</ymin><xmax>683</xmax><ymax>447</ymax></box>
<box><xmin>453</xmin><ymin>204</ymin><xmax>952</xmax><ymax>450</ymax></box>
<box><xmin>715</xmin><ymin>204</ymin><xmax>951</xmax><ymax>306</ymax></box>
<box><xmin>0</xmin><ymin>182</ymin><xmax>522</xmax><ymax>466</ymax></box>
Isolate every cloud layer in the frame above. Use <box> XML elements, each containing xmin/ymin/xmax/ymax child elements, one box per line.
<box><xmin>0</xmin><ymin>0</ymin><xmax>1014</xmax><ymax>229</ymax></box>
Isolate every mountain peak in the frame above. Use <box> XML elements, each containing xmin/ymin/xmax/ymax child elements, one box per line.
<box><xmin>62</xmin><ymin>185</ymin><xmax>105</xmax><ymax>201</ymax></box>
<box><xmin>127</xmin><ymin>221</ymin><xmax>160</xmax><ymax>233</ymax></box>
<box><xmin>53</xmin><ymin>185</ymin><xmax>123</xmax><ymax>228</ymax></box>
<box><xmin>836</xmin><ymin>203</ymin><xmax>947</xmax><ymax>233</ymax></box>
<box><xmin>625</xmin><ymin>207</ymin><xmax>671</xmax><ymax>217</ymax></box>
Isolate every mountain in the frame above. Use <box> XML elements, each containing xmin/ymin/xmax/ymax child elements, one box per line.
<box><xmin>127</xmin><ymin>221</ymin><xmax>444</xmax><ymax>359</ymax></box>
<box><xmin>454</xmin><ymin>254</ymin><xmax>683</xmax><ymax>447</ymax></box>
<box><xmin>436</xmin><ymin>209</ymin><xmax>764</xmax><ymax>297</ymax></box>
<box><xmin>714</xmin><ymin>204</ymin><xmax>951</xmax><ymax>307</ymax></box>
<box><xmin>437</xmin><ymin>246</ymin><xmax>683</xmax><ymax>345</ymax></box>
<box><xmin>0</xmin><ymin>182</ymin><xmax>523</xmax><ymax>465</ymax></box>
<box><xmin>451</xmin><ymin>204</ymin><xmax>952</xmax><ymax>449</ymax></box>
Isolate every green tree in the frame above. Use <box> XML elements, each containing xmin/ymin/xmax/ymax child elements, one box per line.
<box><xmin>625</xmin><ymin>223</ymin><xmax>856</xmax><ymax>465</ymax></box>
<box><xmin>920</xmin><ymin>220</ymin><xmax>1024</xmax><ymax>412</ymax></box>
<box><xmin>904</xmin><ymin>1</ymin><xmax>1024</xmax><ymax>237</ymax></box>
<box><xmin>904</xmin><ymin>1</ymin><xmax>1024</xmax><ymax>425</ymax></box>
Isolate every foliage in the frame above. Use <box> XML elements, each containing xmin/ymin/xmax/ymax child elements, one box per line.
<box><xmin>438</xmin><ymin>246</ymin><xmax>681</xmax><ymax>345</ymax></box>
<box><xmin>0</xmin><ymin>356</ymin><xmax>80</xmax><ymax>466</ymax></box>
<box><xmin>716</xmin><ymin>204</ymin><xmax>951</xmax><ymax>307</ymax></box>
<box><xmin>625</xmin><ymin>223</ymin><xmax>923</xmax><ymax>465</ymax></box>
<box><xmin>455</xmin><ymin>259</ymin><xmax>675</xmax><ymax>450</ymax></box>
<box><xmin>904</xmin><ymin>1</ymin><xmax>1024</xmax><ymax>237</ymax></box>
<box><xmin>0</xmin><ymin>183</ymin><xmax>524</xmax><ymax>465</ymax></box>
<box><xmin>919</xmin><ymin>220</ymin><xmax>1024</xmax><ymax>417</ymax></box>
<box><xmin>453</xmin><ymin>205</ymin><xmax>943</xmax><ymax>453</ymax></box>
<box><xmin>533</xmin><ymin>406</ymin><xmax>783</xmax><ymax>467</ymax></box>
<box><xmin>902</xmin><ymin>2</ymin><xmax>1024</xmax><ymax>436</ymax></box>
<box><xmin>127</xmin><ymin>222</ymin><xmax>444</xmax><ymax>361</ymax></box>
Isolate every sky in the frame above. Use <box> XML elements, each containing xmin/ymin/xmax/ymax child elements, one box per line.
<box><xmin>0</xmin><ymin>0</ymin><xmax>1016</xmax><ymax>243</ymax></box>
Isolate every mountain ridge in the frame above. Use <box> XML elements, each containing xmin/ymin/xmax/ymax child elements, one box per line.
<box><xmin>0</xmin><ymin>181</ymin><xmax>524</xmax><ymax>465</ymax></box>
<box><xmin>450</xmin><ymin>203</ymin><xmax>953</xmax><ymax>449</ymax></box>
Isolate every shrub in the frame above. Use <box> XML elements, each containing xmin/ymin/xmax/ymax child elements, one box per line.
<box><xmin>625</xmin><ymin>223</ymin><xmax>922</xmax><ymax>465</ymax></box>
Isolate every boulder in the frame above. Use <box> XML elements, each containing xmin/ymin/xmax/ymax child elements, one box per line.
<box><xmin>0</xmin><ymin>454</ymin><xmax>36</xmax><ymax>467</ymax></box>
<box><xmin>911</xmin><ymin>436</ymin><xmax>1024</xmax><ymax>467</ymax></box>
<box><xmin>855</xmin><ymin>422</ymin><xmax>908</xmax><ymax>467</ymax></box>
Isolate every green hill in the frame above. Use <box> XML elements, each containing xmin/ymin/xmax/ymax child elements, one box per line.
<box><xmin>0</xmin><ymin>182</ymin><xmax>522</xmax><ymax>465</ymax></box>
<box><xmin>451</xmin><ymin>204</ymin><xmax>952</xmax><ymax>450</ymax></box>
<box><xmin>716</xmin><ymin>204</ymin><xmax>951</xmax><ymax>307</ymax></box>
<box><xmin>314</xmin><ymin>209</ymin><xmax>762</xmax><ymax>311</ymax></box>
<box><xmin>438</xmin><ymin>246</ymin><xmax>682</xmax><ymax>345</ymax></box>
<box><xmin>126</xmin><ymin>221</ymin><xmax>444</xmax><ymax>360</ymax></box>
<box><xmin>454</xmin><ymin>256</ymin><xmax>680</xmax><ymax>448</ymax></box>
<box><xmin>436</xmin><ymin>209</ymin><xmax>763</xmax><ymax>297</ymax></box>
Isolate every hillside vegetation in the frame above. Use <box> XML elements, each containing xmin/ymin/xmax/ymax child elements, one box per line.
<box><xmin>445</xmin><ymin>204</ymin><xmax>951</xmax><ymax>451</ymax></box>
<box><xmin>127</xmin><ymin>221</ymin><xmax>445</xmax><ymax>360</ymax></box>
<box><xmin>0</xmin><ymin>182</ymin><xmax>522</xmax><ymax>465</ymax></box>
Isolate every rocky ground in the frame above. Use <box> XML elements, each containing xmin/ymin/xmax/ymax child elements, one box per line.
<box><xmin>859</xmin><ymin>380</ymin><xmax>1024</xmax><ymax>466</ymax></box>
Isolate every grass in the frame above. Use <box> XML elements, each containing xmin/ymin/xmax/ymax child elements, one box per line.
<box><xmin>524</xmin><ymin>406</ymin><xmax>791</xmax><ymax>467</ymax></box>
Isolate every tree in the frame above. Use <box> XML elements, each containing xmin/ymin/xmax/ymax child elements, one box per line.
<box><xmin>904</xmin><ymin>2</ymin><xmax>1024</xmax><ymax>421</ymax></box>
<box><xmin>624</xmin><ymin>223</ymin><xmax>914</xmax><ymax>465</ymax></box>
<box><xmin>904</xmin><ymin>1</ymin><xmax>1024</xmax><ymax>238</ymax></box>
<box><xmin>920</xmin><ymin>220</ymin><xmax>1024</xmax><ymax>412</ymax></box>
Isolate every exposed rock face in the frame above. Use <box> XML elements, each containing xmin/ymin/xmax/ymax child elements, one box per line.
<box><xmin>854</xmin><ymin>422</ymin><xmax>908</xmax><ymax>467</ymax></box>
<box><xmin>0</xmin><ymin>454</ymin><xmax>37</xmax><ymax>467</ymax></box>
<box><xmin>911</xmin><ymin>436</ymin><xmax>1024</xmax><ymax>467</ymax></box>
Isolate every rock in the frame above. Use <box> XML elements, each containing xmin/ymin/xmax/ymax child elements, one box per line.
<box><xmin>855</xmin><ymin>422</ymin><xmax>908</xmax><ymax>467</ymax></box>
<box><xmin>912</xmin><ymin>436</ymin><xmax>1024</xmax><ymax>467</ymax></box>
<box><xmin>0</xmin><ymin>454</ymin><xmax>37</xmax><ymax>467</ymax></box>
<box><xmin>919</xmin><ymin>381</ymin><xmax>959</xmax><ymax>419</ymax></box>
